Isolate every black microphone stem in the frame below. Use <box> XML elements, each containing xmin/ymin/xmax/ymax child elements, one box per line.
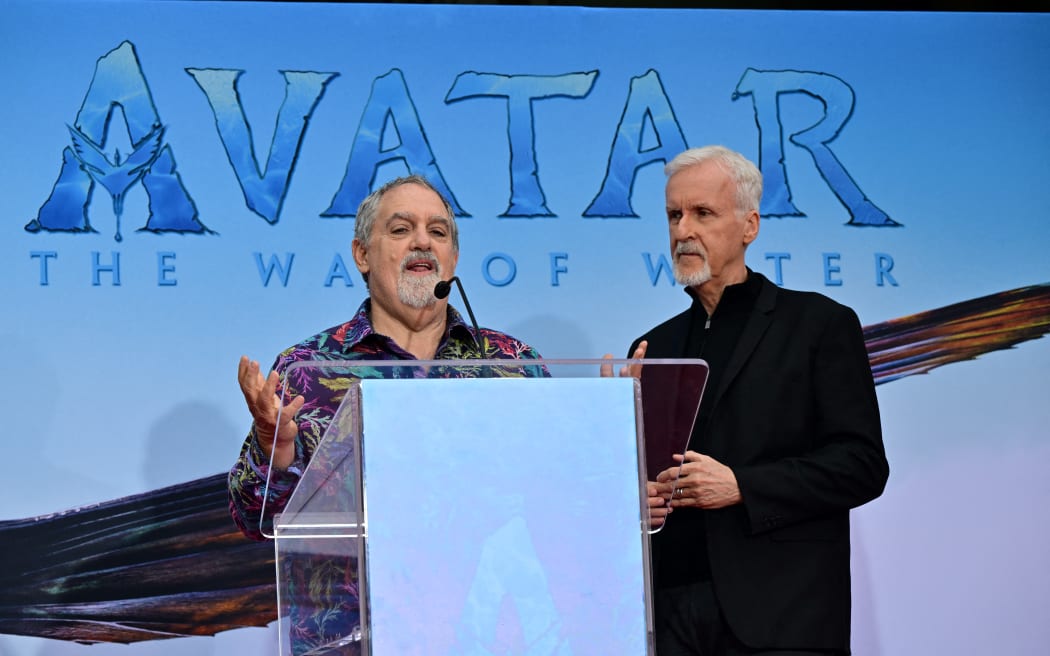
<box><xmin>451</xmin><ymin>277</ymin><xmax>483</xmax><ymax>354</ymax></box>
<box><xmin>435</xmin><ymin>276</ymin><xmax>483</xmax><ymax>356</ymax></box>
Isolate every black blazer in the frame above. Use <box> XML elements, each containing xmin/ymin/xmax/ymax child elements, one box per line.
<box><xmin>632</xmin><ymin>273</ymin><xmax>889</xmax><ymax>651</ymax></box>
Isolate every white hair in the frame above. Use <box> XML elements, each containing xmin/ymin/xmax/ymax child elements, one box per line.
<box><xmin>665</xmin><ymin>146</ymin><xmax>762</xmax><ymax>216</ymax></box>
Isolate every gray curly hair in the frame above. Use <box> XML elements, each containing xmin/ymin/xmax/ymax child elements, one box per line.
<box><xmin>354</xmin><ymin>174</ymin><xmax>459</xmax><ymax>251</ymax></box>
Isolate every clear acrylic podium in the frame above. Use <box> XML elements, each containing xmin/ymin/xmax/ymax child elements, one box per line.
<box><xmin>262</xmin><ymin>358</ymin><xmax>707</xmax><ymax>656</ymax></box>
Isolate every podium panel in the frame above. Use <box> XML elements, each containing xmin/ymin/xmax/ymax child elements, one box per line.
<box><xmin>267</xmin><ymin>359</ymin><xmax>707</xmax><ymax>656</ymax></box>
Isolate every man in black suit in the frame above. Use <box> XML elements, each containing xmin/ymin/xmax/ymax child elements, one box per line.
<box><xmin>633</xmin><ymin>146</ymin><xmax>889</xmax><ymax>655</ymax></box>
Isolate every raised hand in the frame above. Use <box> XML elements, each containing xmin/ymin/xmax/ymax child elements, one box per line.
<box><xmin>237</xmin><ymin>356</ymin><xmax>305</xmax><ymax>470</ymax></box>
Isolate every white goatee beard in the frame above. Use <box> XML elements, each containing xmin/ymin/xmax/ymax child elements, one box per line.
<box><xmin>673</xmin><ymin>243</ymin><xmax>711</xmax><ymax>287</ymax></box>
<box><xmin>397</xmin><ymin>250</ymin><xmax>442</xmax><ymax>308</ymax></box>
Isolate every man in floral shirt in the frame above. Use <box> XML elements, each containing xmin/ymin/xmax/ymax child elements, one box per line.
<box><xmin>228</xmin><ymin>174</ymin><xmax>543</xmax><ymax>654</ymax></box>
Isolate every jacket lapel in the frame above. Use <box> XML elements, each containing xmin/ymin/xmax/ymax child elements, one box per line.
<box><xmin>707</xmin><ymin>275</ymin><xmax>777</xmax><ymax>408</ymax></box>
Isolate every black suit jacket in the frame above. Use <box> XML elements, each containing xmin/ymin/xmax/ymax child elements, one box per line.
<box><xmin>632</xmin><ymin>273</ymin><xmax>889</xmax><ymax>651</ymax></box>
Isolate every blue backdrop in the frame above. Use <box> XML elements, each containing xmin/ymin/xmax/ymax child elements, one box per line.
<box><xmin>2</xmin><ymin>2</ymin><xmax>1049</xmax><ymax>654</ymax></box>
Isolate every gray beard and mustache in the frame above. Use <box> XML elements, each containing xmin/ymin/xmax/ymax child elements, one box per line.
<box><xmin>397</xmin><ymin>250</ymin><xmax>443</xmax><ymax>308</ymax></box>
<box><xmin>673</xmin><ymin>241</ymin><xmax>711</xmax><ymax>287</ymax></box>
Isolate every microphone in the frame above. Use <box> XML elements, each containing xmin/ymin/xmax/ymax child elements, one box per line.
<box><xmin>433</xmin><ymin>279</ymin><xmax>453</xmax><ymax>300</ymax></box>
<box><xmin>434</xmin><ymin>276</ymin><xmax>483</xmax><ymax>354</ymax></box>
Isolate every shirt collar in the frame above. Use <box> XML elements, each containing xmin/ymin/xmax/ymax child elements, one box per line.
<box><xmin>341</xmin><ymin>298</ymin><xmax>479</xmax><ymax>354</ymax></box>
<box><xmin>685</xmin><ymin>268</ymin><xmax>762</xmax><ymax>315</ymax></box>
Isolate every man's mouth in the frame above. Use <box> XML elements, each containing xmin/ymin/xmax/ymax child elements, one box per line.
<box><xmin>405</xmin><ymin>260</ymin><xmax>434</xmax><ymax>272</ymax></box>
<box><xmin>402</xmin><ymin>252</ymin><xmax>439</xmax><ymax>275</ymax></box>
<box><xmin>675</xmin><ymin>248</ymin><xmax>705</xmax><ymax>261</ymax></box>
<box><xmin>401</xmin><ymin>249</ymin><xmax>441</xmax><ymax>276</ymax></box>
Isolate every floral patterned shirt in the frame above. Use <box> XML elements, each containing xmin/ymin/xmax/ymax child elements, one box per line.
<box><xmin>229</xmin><ymin>298</ymin><xmax>543</xmax><ymax>537</ymax></box>
<box><xmin>227</xmin><ymin>299</ymin><xmax>543</xmax><ymax>655</ymax></box>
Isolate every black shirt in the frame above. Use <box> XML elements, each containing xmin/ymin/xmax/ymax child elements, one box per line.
<box><xmin>653</xmin><ymin>270</ymin><xmax>762</xmax><ymax>588</ymax></box>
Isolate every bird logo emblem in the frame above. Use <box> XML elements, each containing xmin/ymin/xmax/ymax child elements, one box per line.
<box><xmin>67</xmin><ymin>122</ymin><xmax>165</xmax><ymax>242</ymax></box>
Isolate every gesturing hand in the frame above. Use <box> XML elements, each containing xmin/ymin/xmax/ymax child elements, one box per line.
<box><xmin>600</xmin><ymin>340</ymin><xmax>648</xmax><ymax>378</ymax></box>
<box><xmin>237</xmin><ymin>355</ymin><xmax>305</xmax><ymax>470</ymax></box>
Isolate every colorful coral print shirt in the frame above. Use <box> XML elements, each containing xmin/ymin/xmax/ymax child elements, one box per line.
<box><xmin>230</xmin><ymin>298</ymin><xmax>543</xmax><ymax>536</ymax></box>
<box><xmin>227</xmin><ymin>299</ymin><xmax>543</xmax><ymax>655</ymax></box>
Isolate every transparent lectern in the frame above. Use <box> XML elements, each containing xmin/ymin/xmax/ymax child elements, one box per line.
<box><xmin>262</xmin><ymin>358</ymin><xmax>707</xmax><ymax>656</ymax></box>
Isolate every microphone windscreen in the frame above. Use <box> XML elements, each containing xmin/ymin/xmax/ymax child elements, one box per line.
<box><xmin>434</xmin><ymin>279</ymin><xmax>452</xmax><ymax>299</ymax></box>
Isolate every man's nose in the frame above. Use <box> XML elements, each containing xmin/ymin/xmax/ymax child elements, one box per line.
<box><xmin>410</xmin><ymin>225</ymin><xmax>432</xmax><ymax>249</ymax></box>
<box><xmin>670</xmin><ymin>217</ymin><xmax>695</xmax><ymax>241</ymax></box>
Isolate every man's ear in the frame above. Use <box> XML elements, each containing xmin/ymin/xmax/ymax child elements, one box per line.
<box><xmin>351</xmin><ymin>238</ymin><xmax>369</xmax><ymax>276</ymax></box>
<box><xmin>743</xmin><ymin>209</ymin><xmax>760</xmax><ymax>245</ymax></box>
